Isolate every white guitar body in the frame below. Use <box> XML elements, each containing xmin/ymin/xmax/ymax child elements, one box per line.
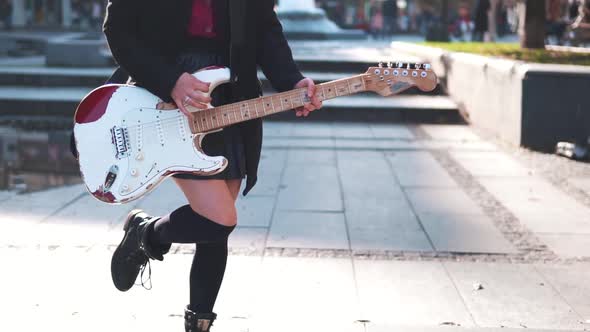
<box><xmin>73</xmin><ymin>67</ymin><xmax>232</xmax><ymax>204</ymax></box>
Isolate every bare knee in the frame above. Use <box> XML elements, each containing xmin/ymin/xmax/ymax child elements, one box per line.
<box><xmin>188</xmin><ymin>203</ymin><xmax>237</xmax><ymax>227</ymax></box>
<box><xmin>216</xmin><ymin>207</ymin><xmax>237</xmax><ymax>227</ymax></box>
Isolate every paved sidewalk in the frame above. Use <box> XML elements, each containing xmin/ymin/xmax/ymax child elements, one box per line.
<box><xmin>1</xmin><ymin>122</ymin><xmax>590</xmax><ymax>332</ymax></box>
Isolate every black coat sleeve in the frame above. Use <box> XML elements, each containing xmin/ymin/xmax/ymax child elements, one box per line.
<box><xmin>256</xmin><ymin>0</ymin><xmax>304</xmax><ymax>93</ymax></box>
<box><xmin>103</xmin><ymin>0</ymin><xmax>183</xmax><ymax>102</ymax></box>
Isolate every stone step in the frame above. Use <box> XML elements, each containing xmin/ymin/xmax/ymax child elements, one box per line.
<box><xmin>0</xmin><ymin>86</ymin><xmax>459</xmax><ymax>123</ymax></box>
<box><xmin>0</xmin><ymin>66</ymin><xmax>444</xmax><ymax>95</ymax></box>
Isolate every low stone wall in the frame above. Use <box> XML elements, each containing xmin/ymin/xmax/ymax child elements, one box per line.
<box><xmin>392</xmin><ymin>42</ymin><xmax>590</xmax><ymax>152</ymax></box>
<box><xmin>46</xmin><ymin>35</ymin><xmax>111</xmax><ymax>67</ymax></box>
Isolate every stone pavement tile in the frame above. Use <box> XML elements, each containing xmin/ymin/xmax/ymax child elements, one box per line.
<box><xmin>345</xmin><ymin>197</ymin><xmax>432</xmax><ymax>252</ymax></box>
<box><xmin>257</xmin><ymin>149</ymin><xmax>287</xmax><ymax>174</ymax></box>
<box><xmin>262</xmin><ymin>137</ymin><xmax>335</xmax><ymax>149</ymax></box>
<box><xmin>451</xmin><ymin>151</ymin><xmax>532</xmax><ymax>178</ymax></box>
<box><xmin>420</xmin><ymin>214</ymin><xmax>517</xmax><ymax>254</ymax></box>
<box><xmin>387</xmin><ymin>151</ymin><xmax>458</xmax><ymax>187</ymax></box>
<box><xmin>0</xmin><ymin>190</ymin><xmax>16</xmax><ymax>202</ymax></box>
<box><xmin>332</xmin><ymin>122</ymin><xmax>373</xmax><ymax>138</ymax></box>
<box><xmin>262</xmin><ymin>121</ymin><xmax>294</xmax><ymax>137</ymax></box>
<box><xmin>267</xmin><ymin>211</ymin><xmax>349</xmax><ymax>249</ymax></box>
<box><xmin>422</xmin><ymin>140</ymin><xmax>498</xmax><ymax>151</ymax></box>
<box><xmin>44</xmin><ymin>193</ymin><xmax>132</xmax><ymax>227</ymax></box>
<box><xmin>278</xmin><ymin>165</ymin><xmax>343</xmax><ymax>212</ymax></box>
<box><xmin>369</xmin><ymin>124</ymin><xmax>415</xmax><ymax>139</ymax></box>
<box><xmin>337</xmin><ymin>150</ymin><xmax>405</xmax><ymax>200</ymax></box>
<box><xmin>228</xmin><ymin>227</ymin><xmax>267</xmax><ymax>254</ymax></box>
<box><xmin>132</xmin><ymin>178</ymin><xmax>187</xmax><ymax>217</ymax></box>
<box><xmin>421</xmin><ymin>124</ymin><xmax>482</xmax><ymax>141</ymax></box>
<box><xmin>236</xmin><ymin>195</ymin><xmax>275</xmax><ymax>227</ymax></box>
<box><xmin>535</xmin><ymin>234</ymin><xmax>590</xmax><ymax>258</ymax></box>
<box><xmin>536</xmin><ymin>263</ymin><xmax>590</xmax><ymax>321</ymax></box>
<box><xmin>444</xmin><ymin>262</ymin><xmax>584</xmax><ymax>329</ymax></box>
<box><xmin>568</xmin><ymin>177</ymin><xmax>590</xmax><ymax>196</ymax></box>
<box><xmin>479</xmin><ymin>178</ymin><xmax>590</xmax><ymax>234</ymax></box>
<box><xmin>291</xmin><ymin>122</ymin><xmax>334</xmax><ymax>137</ymax></box>
<box><xmin>405</xmin><ymin>188</ymin><xmax>485</xmax><ymax>216</ymax></box>
<box><xmin>287</xmin><ymin>148</ymin><xmax>336</xmax><ymax>165</ymax></box>
<box><xmin>252</xmin><ymin>257</ymin><xmax>360</xmax><ymax>325</ymax></box>
<box><xmin>0</xmin><ymin>184</ymin><xmax>85</xmax><ymax>223</ymax></box>
<box><xmin>354</xmin><ymin>260</ymin><xmax>475</xmax><ymax>327</ymax></box>
<box><xmin>334</xmin><ymin>138</ymin><xmax>423</xmax><ymax>150</ymax></box>
<box><xmin>364</xmin><ymin>325</ymin><xmax>583</xmax><ymax>332</ymax></box>
<box><xmin>243</xmin><ymin>172</ymin><xmax>282</xmax><ymax>196</ymax></box>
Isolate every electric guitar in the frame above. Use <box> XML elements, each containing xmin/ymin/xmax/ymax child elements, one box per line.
<box><xmin>73</xmin><ymin>63</ymin><xmax>437</xmax><ymax>204</ymax></box>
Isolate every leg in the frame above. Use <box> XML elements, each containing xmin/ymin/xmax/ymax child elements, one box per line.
<box><xmin>155</xmin><ymin>178</ymin><xmax>242</xmax><ymax>315</ymax></box>
<box><xmin>188</xmin><ymin>179</ymin><xmax>242</xmax><ymax>313</ymax></box>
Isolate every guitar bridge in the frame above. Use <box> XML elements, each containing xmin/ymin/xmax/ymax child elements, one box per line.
<box><xmin>111</xmin><ymin>126</ymin><xmax>131</xmax><ymax>159</ymax></box>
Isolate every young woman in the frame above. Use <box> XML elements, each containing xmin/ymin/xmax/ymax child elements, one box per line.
<box><xmin>103</xmin><ymin>1</ymin><xmax>322</xmax><ymax>331</ymax></box>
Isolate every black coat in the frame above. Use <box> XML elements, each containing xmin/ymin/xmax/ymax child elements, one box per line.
<box><xmin>100</xmin><ymin>0</ymin><xmax>304</xmax><ymax>195</ymax></box>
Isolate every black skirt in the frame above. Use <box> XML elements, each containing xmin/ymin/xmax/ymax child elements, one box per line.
<box><xmin>171</xmin><ymin>47</ymin><xmax>247</xmax><ymax>181</ymax></box>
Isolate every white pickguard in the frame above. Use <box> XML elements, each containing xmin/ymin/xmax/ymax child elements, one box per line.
<box><xmin>74</xmin><ymin>67</ymin><xmax>232</xmax><ymax>204</ymax></box>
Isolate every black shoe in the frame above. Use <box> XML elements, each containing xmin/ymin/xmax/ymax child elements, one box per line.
<box><xmin>184</xmin><ymin>306</ymin><xmax>217</xmax><ymax>332</ymax></box>
<box><xmin>110</xmin><ymin>209</ymin><xmax>169</xmax><ymax>292</ymax></box>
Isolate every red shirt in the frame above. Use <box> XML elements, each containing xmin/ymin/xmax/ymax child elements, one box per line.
<box><xmin>188</xmin><ymin>0</ymin><xmax>216</xmax><ymax>38</ymax></box>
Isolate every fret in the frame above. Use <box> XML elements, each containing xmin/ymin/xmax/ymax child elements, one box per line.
<box><xmin>254</xmin><ymin>100</ymin><xmax>260</xmax><ymax>117</ymax></box>
<box><xmin>347</xmin><ymin>79</ymin><xmax>353</xmax><ymax>94</ymax></box>
<box><xmin>334</xmin><ymin>83</ymin><xmax>340</xmax><ymax>96</ymax></box>
<box><xmin>320</xmin><ymin>85</ymin><xmax>327</xmax><ymax>101</ymax></box>
<box><xmin>337</xmin><ymin>82</ymin><xmax>349</xmax><ymax>96</ymax></box>
<box><xmin>270</xmin><ymin>97</ymin><xmax>276</xmax><ymax>113</ymax></box>
<box><xmin>193</xmin><ymin>114</ymin><xmax>201</xmax><ymax>133</ymax></box>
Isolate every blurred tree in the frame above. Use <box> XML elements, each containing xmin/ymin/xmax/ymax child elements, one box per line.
<box><xmin>518</xmin><ymin>0</ymin><xmax>546</xmax><ymax>48</ymax></box>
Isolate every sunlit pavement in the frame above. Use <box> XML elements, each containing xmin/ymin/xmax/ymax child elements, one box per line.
<box><xmin>1</xmin><ymin>121</ymin><xmax>590</xmax><ymax>331</ymax></box>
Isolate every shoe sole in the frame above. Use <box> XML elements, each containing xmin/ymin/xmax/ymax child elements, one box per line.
<box><xmin>111</xmin><ymin>208</ymin><xmax>145</xmax><ymax>292</ymax></box>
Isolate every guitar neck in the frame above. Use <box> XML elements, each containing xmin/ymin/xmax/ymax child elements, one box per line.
<box><xmin>187</xmin><ymin>74</ymin><xmax>368</xmax><ymax>133</ymax></box>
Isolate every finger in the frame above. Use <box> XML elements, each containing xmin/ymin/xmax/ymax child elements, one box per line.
<box><xmin>191</xmin><ymin>79</ymin><xmax>211</xmax><ymax>93</ymax></box>
<box><xmin>296</xmin><ymin>110</ymin><xmax>302</xmax><ymax>117</ymax></box>
<box><xmin>187</xmin><ymin>99</ymin><xmax>209</xmax><ymax>110</ymax></box>
<box><xmin>312</xmin><ymin>96</ymin><xmax>322</xmax><ymax>109</ymax></box>
<box><xmin>303</xmin><ymin>109</ymin><xmax>310</xmax><ymax>117</ymax></box>
<box><xmin>307</xmin><ymin>80</ymin><xmax>315</xmax><ymax>98</ymax></box>
<box><xmin>188</xmin><ymin>91</ymin><xmax>212</xmax><ymax>104</ymax></box>
<box><xmin>176</xmin><ymin>99</ymin><xmax>194</xmax><ymax>120</ymax></box>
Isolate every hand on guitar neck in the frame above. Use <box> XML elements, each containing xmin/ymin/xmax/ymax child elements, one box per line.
<box><xmin>293</xmin><ymin>77</ymin><xmax>323</xmax><ymax>117</ymax></box>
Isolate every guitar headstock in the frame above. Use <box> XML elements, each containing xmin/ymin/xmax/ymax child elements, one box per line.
<box><xmin>363</xmin><ymin>62</ymin><xmax>438</xmax><ymax>96</ymax></box>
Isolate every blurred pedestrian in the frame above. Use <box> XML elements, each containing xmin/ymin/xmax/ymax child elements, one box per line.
<box><xmin>382</xmin><ymin>0</ymin><xmax>398</xmax><ymax>37</ymax></box>
<box><xmin>568</xmin><ymin>0</ymin><xmax>590</xmax><ymax>45</ymax></box>
<box><xmin>546</xmin><ymin>0</ymin><xmax>568</xmax><ymax>44</ymax></box>
<box><xmin>370</xmin><ymin>6</ymin><xmax>384</xmax><ymax>39</ymax></box>
<box><xmin>452</xmin><ymin>5</ymin><xmax>474</xmax><ymax>41</ymax></box>
<box><xmin>473</xmin><ymin>0</ymin><xmax>491</xmax><ymax>41</ymax></box>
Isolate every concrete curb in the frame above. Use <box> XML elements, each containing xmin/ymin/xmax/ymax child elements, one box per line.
<box><xmin>391</xmin><ymin>41</ymin><xmax>590</xmax><ymax>151</ymax></box>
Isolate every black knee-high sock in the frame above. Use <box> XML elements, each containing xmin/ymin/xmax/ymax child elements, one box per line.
<box><xmin>150</xmin><ymin>204</ymin><xmax>235</xmax><ymax>245</ymax></box>
<box><xmin>148</xmin><ymin>204</ymin><xmax>235</xmax><ymax>314</ymax></box>
<box><xmin>189</xmin><ymin>241</ymin><xmax>229</xmax><ymax>313</ymax></box>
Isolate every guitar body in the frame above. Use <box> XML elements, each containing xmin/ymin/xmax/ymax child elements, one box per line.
<box><xmin>73</xmin><ymin>67</ymin><xmax>232</xmax><ymax>204</ymax></box>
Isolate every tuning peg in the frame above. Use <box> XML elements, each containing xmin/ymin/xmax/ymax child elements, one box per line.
<box><xmin>378</xmin><ymin>62</ymin><xmax>384</xmax><ymax>68</ymax></box>
<box><xmin>387</xmin><ymin>62</ymin><xmax>393</xmax><ymax>68</ymax></box>
<box><xmin>424</xmin><ymin>64</ymin><xmax>432</xmax><ymax>70</ymax></box>
<box><xmin>415</xmin><ymin>63</ymin><xmax>422</xmax><ymax>70</ymax></box>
